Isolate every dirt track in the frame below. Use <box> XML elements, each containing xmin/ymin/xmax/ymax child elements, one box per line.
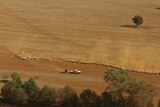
<box><xmin>0</xmin><ymin>0</ymin><xmax>159</xmax><ymax>73</ymax></box>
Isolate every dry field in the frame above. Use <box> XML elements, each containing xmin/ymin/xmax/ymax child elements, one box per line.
<box><xmin>0</xmin><ymin>0</ymin><xmax>159</xmax><ymax>73</ymax></box>
<box><xmin>0</xmin><ymin>53</ymin><xmax>160</xmax><ymax>95</ymax></box>
<box><xmin>0</xmin><ymin>53</ymin><xmax>159</xmax><ymax>106</ymax></box>
<box><xmin>0</xmin><ymin>1</ymin><xmax>160</xmax><ymax>106</ymax></box>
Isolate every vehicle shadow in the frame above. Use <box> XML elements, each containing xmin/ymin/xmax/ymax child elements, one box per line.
<box><xmin>60</xmin><ymin>71</ymin><xmax>67</xmax><ymax>74</ymax></box>
<box><xmin>121</xmin><ymin>25</ymin><xmax>138</xmax><ymax>28</ymax></box>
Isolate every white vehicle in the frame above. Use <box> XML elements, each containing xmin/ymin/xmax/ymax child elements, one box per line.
<box><xmin>73</xmin><ymin>69</ymin><xmax>81</xmax><ymax>74</ymax></box>
<box><xmin>64</xmin><ymin>69</ymin><xmax>81</xmax><ymax>74</ymax></box>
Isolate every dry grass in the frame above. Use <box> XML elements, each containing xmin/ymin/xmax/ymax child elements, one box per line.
<box><xmin>0</xmin><ymin>0</ymin><xmax>159</xmax><ymax>73</ymax></box>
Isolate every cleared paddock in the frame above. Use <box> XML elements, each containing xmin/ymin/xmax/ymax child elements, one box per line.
<box><xmin>0</xmin><ymin>0</ymin><xmax>159</xmax><ymax>73</ymax></box>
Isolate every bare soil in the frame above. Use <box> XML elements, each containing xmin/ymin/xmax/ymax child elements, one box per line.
<box><xmin>0</xmin><ymin>53</ymin><xmax>159</xmax><ymax>95</ymax></box>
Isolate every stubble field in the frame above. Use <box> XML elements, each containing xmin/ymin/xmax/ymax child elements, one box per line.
<box><xmin>0</xmin><ymin>0</ymin><xmax>160</xmax><ymax>73</ymax></box>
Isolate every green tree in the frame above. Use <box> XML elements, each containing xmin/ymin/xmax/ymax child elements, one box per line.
<box><xmin>56</xmin><ymin>88</ymin><xmax>66</xmax><ymax>106</ymax></box>
<box><xmin>22</xmin><ymin>78</ymin><xmax>40</xmax><ymax>103</ymax></box>
<box><xmin>104</xmin><ymin>69</ymin><xmax>155</xmax><ymax>107</ymax></box>
<box><xmin>79</xmin><ymin>89</ymin><xmax>99</xmax><ymax>107</ymax></box>
<box><xmin>132</xmin><ymin>15</ymin><xmax>143</xmax><ymax>26</ymax></box>
<box><xmin>1</xmin><ymin>81</ymin><xmax>28</xmax><ymax>105</ymax></box>
<box><xmin>104</xmin><ymin>69</ymin><xmax>131</xmax><ymax>91</ymax></box>
<box><xmin>124</xmin><ymin>81</ymin><xmax>154</xmax><ymax>107</ymax></box>
<box><xmin>11</xmin><ymin>72</ymin><xmax>22</xmax><ymax>85</ymax></box>
<box><xmin>56</xmin><ymin>85</ymin><xmax>79</xmax><ymax>107</ymax></box>
<box><xmin>39</xmin><ymin>85</ymin><xmax>56</xmax><ymax>106</ymax></box>
<box><xmin>100</xmin><ymin>91</ymin><xmax>113</xmax><ymax>107</ymax></box>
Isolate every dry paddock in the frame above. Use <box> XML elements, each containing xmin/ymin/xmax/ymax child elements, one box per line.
<box><xmin>0</xmin><ymin>0</ymin><xmax>159</xmax><ymax>73</ymax></box>
<box><xmin>0</xmin><ymin>0</ymin><xmax>159</xmax><ymax>106</ymax></box>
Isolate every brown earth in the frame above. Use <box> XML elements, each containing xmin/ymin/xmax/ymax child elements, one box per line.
<box><xmin>0</xmin><ymin>52</ymin><xmax>160</xmax><ymax>95</ymax></box>
<box><xmin>0</xmin><ymin>0</ymin><xmax>160</xmax><ymax>73</ymax></box>
<box><xmin>0</xmin><ymin>52</ymin><xmax>159</xmax><ymax>106</ymax></box>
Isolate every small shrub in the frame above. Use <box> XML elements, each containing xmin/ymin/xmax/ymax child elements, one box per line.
<box><xmin>132</xmin><ymin>15</ymin><xmax>143</xmax><ymax>26</ymax></box>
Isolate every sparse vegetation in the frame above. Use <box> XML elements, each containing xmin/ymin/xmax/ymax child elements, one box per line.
<box><xmin>0</xmin><ymin>71</ymin><xmax>158</xmax><ymax>107</ymax></box>
<box><xmin>132</xmin><ymin>15</ymin><xmax>143</xmax><ymax>26</ymax></box>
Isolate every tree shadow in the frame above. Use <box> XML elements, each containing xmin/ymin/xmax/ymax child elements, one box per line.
<box><xmin>121</xmin><ymin>25</ymin><xmax>138</xmax><ymax>28</ymax></box>
<box><xmin>0</xmin><ymin>79</ymin><xmax>9</xmax><ymax>83</ymax></box>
